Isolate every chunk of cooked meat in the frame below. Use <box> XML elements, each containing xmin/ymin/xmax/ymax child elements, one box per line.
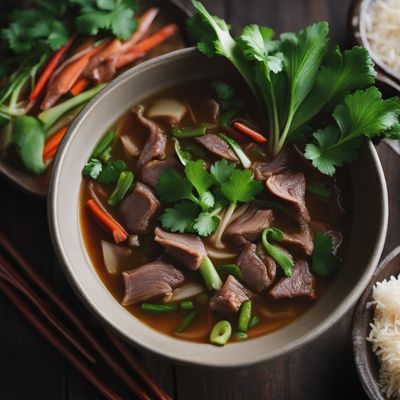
<box><xmin>122</xmin><ymin>261</ymin><xmax>184</xmax><ymax>305</ymax></box>
<box><xmin>282</xmin><ymin>225</ymin><xmax>314</xmax><ymax>256</ymax></box>
<box><xmin>237</xmin><ymin>243</ymin><xmax>275</xmax><ymax>293</ymax></box>
<box><xmin>269</xmin><ymin>260</ymin><xmax>316</xmax><ymax>300</ymax></box>
<box><xmin>210</xmin><ymin>275</ymin><xmax>252</xmax><ymax>314</ymax></box>
<box><xmin>140</xmin><ymin>158</ymin><xmax>180</xmax><ymax>189</ymax></box>
<box><xmin>195</xmin><ymin>134</ymin><xmax>238</xmax><ymax>162</ymax></box>
<box><xmin>266</xmin><ymin>171</ymin><xmax>310</xmax><ymax>225</ymax></box>
<box><xmin>224</xmin><ymin>206</ymin><xmax>274</xmax><ymax>247</ymax></box>
<box><xmin>204</xmin><ymin>99</ymin><xmax>220</xmax><ymax>123</ymax></box>
<box><xmin>119</xmin><ymin>182</ymin><xmax>160</xmax><ymax>234</ymax></box>
<box><xmin>154</xmin><ymin>227</ymin><xmax>207</xmax><ymax>270</ymax></box>
<box><xmin>134</xmin><ymin>106</ymin><xmax>166</xmax><ymax>168</ymax></box>
<box><xmin>252</xmin><ymin>146</ymin><xmax>294</xmax><ymax>182</ymax></box>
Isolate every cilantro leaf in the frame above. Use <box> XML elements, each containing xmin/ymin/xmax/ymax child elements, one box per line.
<box><xmin>305</xmin><ymin>88</ymin><xmax>400</xmax><ymax>175</ymax></box>
<box><xmin>97</xmin><ymin>159</ymin><xmax>126</xmax><ymax>185</ymax></box>
<box><xmin>82</xmin><ymin>159</ymin><xmax>103</xmax><ymax>180</ymax></box>
<box><xmin>290</xmin><ymin>46</ymin><xmax>375</xmax><ymax>133</ymax></box>
<box><xmin>2</xmin><ymin>10</ymin><xmax>69</xmax><ymax>54</ymax></box>
<box><xmin>220</xmin><ymin>168</ymin><xmax>263</xmax><ymax>203</ymax></box>
<box><xmin>72</xmin><ymin>0</ymin><xmax>139</xmax><ymax>40</ymax></box>
<box><xmin>193</xmin><ymin>212</ymin><xmax>220</xmax><ymax>236</ymax></box>
<box><xmin>156</xmin><ymin>168</ymin><xmax>194</xmax><ymax>203</ymax></box>
<box><xmin>12</xmin><ymin>116</ymin><xmax>46</xmax><ymax>175</ymax></box>
<box><xmin>184</xmin><ymin>160</ymin><xmax>215</xmax><ymax>196</ymax></box>
<box><xmin>160</xmin><ymin>201</ymin><xmax>199</xmax><ymax>233</ymax></box>
<box><xmin>210</xmin><ymin>159</ymin><xmax>235</xmax><ymax>184</ymax></box>
<box><xmin>199</xmin><ymin>191</ymin><xmax>215</xmax><ymax>210</ymax></box>
<box><xmin>311</xmin><ymin>232</ymin><xmax>341</xmax><ymax>277</ymax></box>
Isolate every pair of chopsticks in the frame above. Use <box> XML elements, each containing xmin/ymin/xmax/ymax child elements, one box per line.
<box><xmin>0</xmin><ymin>230</ymin><xmax>171</xmax><ymax>400</ymax></box>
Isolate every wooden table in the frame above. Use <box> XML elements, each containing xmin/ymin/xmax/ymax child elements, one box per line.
<box><xmin>1</xmin><ymin>0</ymin><xmax>395</xmax><ymax>398</ymax></box>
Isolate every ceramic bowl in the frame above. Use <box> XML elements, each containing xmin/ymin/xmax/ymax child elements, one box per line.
<box><xmin>352</xmin><ymin>246</ymin><xmax>400</xmax><ymax>400</ymax></box>
<box><xmin>49</xmin><ymin>48</ymin><xmax>388</xmax><ymax>368</ymax></box>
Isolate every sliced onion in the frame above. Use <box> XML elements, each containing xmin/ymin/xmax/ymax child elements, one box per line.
<box><xmin>147</xmin><ymin>99</ymin><xmax>187</xmax><ymax>124</ymax></box>
<box><xmin>172</xmin><ymin>282</ymin><xmax>205</xmax><ymax>302</ymax></box>
<box><xmin>128</xmin><ymin>234</ymin><xmax>140</xmax><ymax>247</ymax></box>
<box><xmin>120</xmin><ymin>135</ymin><xmax>140</xmax><ymax>157</ymax></box>
<box><xmin>101</xmin><ymin>240</ymin><xmax>131</xmax><ymax>274</ymax></box>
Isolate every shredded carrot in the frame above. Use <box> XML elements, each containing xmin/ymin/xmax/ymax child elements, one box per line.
<box><xmin>233</xmin><ymin>122</ymin><xmax>267</xmax><ymax>143</ymax></box>
<box><xmin>70</xmin><ymin>78</ymin><xmax>89</xmax><ymax>96</ymax></box>
<box><xmin>42</xmin><ymin>127</ymin><xmax>68</xmax><ymax>161</ymax></box>
<box><xmin>115</xmin><ymin>23</ymin><xmax>178</xmax><ymax>70</ymax></box>
<box><xmin>30</xmin><ymin>35</ymin><xmax>77</xmax><ymax>101</ymax></box>
<box><xmin>86</xmin><ymin>199</ymin><xmax>128</xmax><ymax>244</ymax></box>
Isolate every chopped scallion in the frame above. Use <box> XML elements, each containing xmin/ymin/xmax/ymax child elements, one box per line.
<box><xmin>219</xmin><ymin>133</ymin><xmax>251</xmax><ymax>168</ymax></box>
<box><xmin>108</xmin><ymin>171</ymin><xmax>134</xmax><ymax>206</ymax></box>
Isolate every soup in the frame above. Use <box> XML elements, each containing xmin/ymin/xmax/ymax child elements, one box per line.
<box><xmin>80</xmin><ymin>79</ymin><xmax>349</xmax><ymax>345</ymax></box>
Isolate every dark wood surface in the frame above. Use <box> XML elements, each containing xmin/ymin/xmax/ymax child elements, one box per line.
<box><xmin>0</xmin><ymin>0</ymin><xmax>396</xmax><ymax>399</ymax></box>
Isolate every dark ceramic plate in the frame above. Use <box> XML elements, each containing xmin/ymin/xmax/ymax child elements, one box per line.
<box><xmin>349</xmin><ymin>0</ymin><xmax>400</xmax><ymax>96</ymax></box>
<box><xmin>0</xmin><ymin>0</ymin><xmax>192</xmax><ymax>198</ymax></box>
<box><xmin>352</xmin><ymin>246</ymin><xmax>400</xmax><ymax>400</ymax></box>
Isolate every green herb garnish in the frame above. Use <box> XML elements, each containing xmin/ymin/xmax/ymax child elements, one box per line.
<box><xmin>311</xmin><ymin>232</ymin><xmax>341</xmax><ymax>277</ymax></box>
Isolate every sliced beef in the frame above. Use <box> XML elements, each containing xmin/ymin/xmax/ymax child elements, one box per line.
<box><xmin>252</xmin><ymin>146</ymin><xmax>294</xmax><ymax>182</ymax></box>
<box><xmin>282</xmin><ymin>225</ymin><xmax>314</xmax><ymax>256</ymax></box>
<box><xmin>140</xmin><ymin>158</ymin><xmax>180</xmax><ymax>189</ymax></box>
<box><xmin>204</xmin><ymin>99</ymin><xmax>220</xmax><ymax>123</ymax></box>
<box><xmin>210</xmin><ymin>275</ymin><xmax>252</xmax><ymax>314</ymax></box>
<box><xmin>195</xmin><ymin>134</ymin><xmax>238</xmax><ymax>162</ymax></box>
<box><xmin>154</xmin><ymin>227</ymin><xmax>207</xmax><ymax>271</ymax></box>
<box><xmin>269</xmin><ymin>260</ymin><xmax>316</xmax><ymax>300</ymax></box>
<box><xmin>224</xmin><ymin>207</ymin><xmax>274</xmax><ymax>247</ymax></box>
<box><xmin>119</xmin><ymin>182</ymin><xmax>160</xmax><ymax>234</ymax></box>
<box><xmin>266</xmin><ymin>171</ymin><xmax>310</xmax><ymax>225</ymax></box>
<box><xmin>134</xmin><ymin>106</ymin><xmax>166</xmax><ymax>168</ymax></box>
<box><xmin>122</xmin><ymin>261</ymin><xmax>184</xmax><ymax>305</ymax></box>
<box><xmin>237</xmin><ymin>243</ymin><xmax>275</xmax><ymax>293</ymax></box>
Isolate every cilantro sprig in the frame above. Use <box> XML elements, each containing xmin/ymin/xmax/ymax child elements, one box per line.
<box><xmin>156</xmin><ymin>159</ymin><xmax>263</xmax><ymax>237</ymax></box>
<box><xmin>311</xmin><ymin>232</ymin><xmax>342</xmax><ymax>277</ymax></box>
<box><xmin>188</xmin><ymin>1</ymin><xmax>400</xmax><ymax>176</ymax></box>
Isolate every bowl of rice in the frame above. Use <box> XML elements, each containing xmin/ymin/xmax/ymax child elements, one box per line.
<box><xmin>349</xmin><ymin>0</ymin><xmax>400</xmax><ymax>94</ymax></box>
<box><xmin>352</xmin><ymin>245</ymin><xmax>400</xmax><ymax>400</ymax></box>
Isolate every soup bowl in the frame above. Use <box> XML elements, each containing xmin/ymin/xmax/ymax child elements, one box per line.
<box><xmin>49</xmin><ymin>47</ymin><xmax>388</xmax><ymax>368</ymax></box>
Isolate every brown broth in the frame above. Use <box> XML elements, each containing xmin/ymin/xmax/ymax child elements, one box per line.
<box><xmin>80</xmin><ymin>79</ymin><xmax>351</xmax><ymax>344</ymax></box>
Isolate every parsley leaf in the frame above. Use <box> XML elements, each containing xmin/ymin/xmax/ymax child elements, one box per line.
<box><xmin>311</xmin><ymin>232</ymin><xmax>341</xmax><ymax>277</ymax></box>
<box><xmin>82</xmin><ymin>159</ymin><xmax>103</xmax><ymax>180</ymax></box>
<box><xmin>210</xmin><ymin>159</ymin><xmax>235</xmax><ymax>185</ymax></box>
<box><xmin>184</xmin><ymin>160</ymin><xmax>215</xmax><ymax>196</ymax></box>
<box><xmin>160</xmin><ymin>201</ymin><xmax>199</xmax><ymax>233</ymax></box>
<box><xmin>156</xmin><ymin>168</ymin><xmax>193</xmax><ymax>203</ymax></box>
<box><xmin>97</xmin><ymin>159</ymin><xmax>126</xmax><ymax>185</ymax></box>
<box><xmin>72</xmin><ymin>0</ymin><xmax>139</xmax><ymax>40</ymax></box>
<box><xmin>193</xmin><ymin>212</ymin><xmax>220</xmax><ymax>236</ymax></box>
<box><xmin>220</xmin><ymin>168</ymin><xmax>263</xmax><ymax>204</ymax></box>
<box><xmin>305</xmin><ymin>88</ymin><xmax>400</xmax><ymax>175</ymax></box>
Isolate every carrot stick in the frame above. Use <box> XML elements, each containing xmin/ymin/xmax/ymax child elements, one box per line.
<box><xmin>115</xmin><ymin>24</ymin><xmax>178</xmax><ymax>70</ymax></box>
<box><xmin>30</xmin><ymin>35</ymin><xmax>77</xmax><ymax>101</ymax></box>
<box><xmin>43</xmin><ymin>126</ymin><xmax>68</xmax><ymax>161</ymax></box>
<box><xmin>86</xmin><ymin>199</ymin><xmax>128</xmax><ymax>244</ymax></box>
<box><xmin>70</xmin><ymin>78</ymin><xmax>89</xmax><ymax>96</ymax></box>
<box><xmin>233</xmin><ymin>121</ymin><xmax>267</xmax><ymax>143</ymax></box>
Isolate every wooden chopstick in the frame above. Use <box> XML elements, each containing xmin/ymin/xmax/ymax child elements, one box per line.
<box><xmin>0</xmin><ymin>254</ymin><xmax>96</xmax><ymax>364</ymax></box>
<box><xmin>0</xmin><ymin>280</ymin><xmax>122</xmax><ymax>400</ymax></box>
<box><xmin>106</xmin><ymin>329</ymin><xmax>172</xmax><ymax>400</ymax></box>
<box><xmin>0</xmin><ymin>231</ymin><xmax>167</xmax><ymax>400</ymax></box>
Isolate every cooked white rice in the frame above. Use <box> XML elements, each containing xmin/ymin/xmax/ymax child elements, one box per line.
<box><xmin>367</xmin><ymin>275</ymin><xmax>400</xmax><ymax>399</ymax></box>
<box><xmin>365</xmin><ymin>0</ymin><xmax>400</xmax><ymax>75</ymax></box>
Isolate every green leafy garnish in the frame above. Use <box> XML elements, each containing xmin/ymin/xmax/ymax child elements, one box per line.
<box><xmin>82</xmin><ymin>158</ymin><xmax>103</xmax><ymax>179</ymax></box>
<box><xmin>160</xmin><ymin>201</ymin><xmax>199</xmax><ymax>233</ymax></box>
<box><xmin>212</xmin><ymin>81</ymin><xmax>243</xmax><ymax>126</ymax></box>
<box><xmin>156</xmin><ymin>168</ymin><xmax>194</xmax><ymax>203</ymax></box>
<box><xmin>311</xmin><ymin>232</ymin><xmax>341</xmax><ymax>277</ymax></box>
<box><xmin>305</xmin><ymin>88</ymin><xmax>400</xmax><ymax>175</ymax></box>
<box><xmin>97</xmin><ymin>159</ymin><xmax>126</xmax><ymax>185</ymax></box>
<box><xmin>261</xmin><ymin>227</ymin><xmax>294</xmax><ymax>277</ymax></box>
<box><xmin>185</xmin><ymin>159</ymin><xmax>215</xmax><ymax>196</ymax></box>
<box><xmin>12</xmin><ymin>116</ymin><xmax>46</xmax><ymax>175</ymax></box>
<box><xmin>172</xmin><ymin>123</ymin><xmax>208</xmax><ymax>138</ymax></box>
<box><xmin>71</xmin><ymin>0</ymin><xmax>139</xmax><ymax>40</ymax></box>
<box><xmin>188</xmin><ymin>1</ymin><xmax>399</xmax><ymax>176</ymax></box>
<box><xmin>193</xmin><ymin>211</ymin><xmax>220</xmax><ymax>236</ymax></box>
